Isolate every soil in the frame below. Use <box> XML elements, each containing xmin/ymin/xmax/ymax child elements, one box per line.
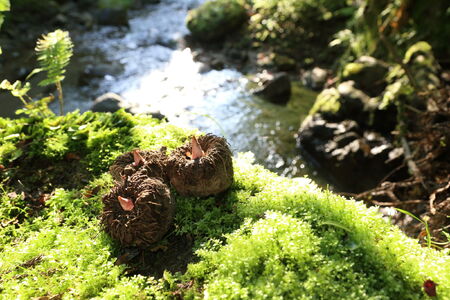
<box><xmin>347</xmin><ymin>84</ymin><xmax>450</xmax><ymax>245</ymax></box>
<box><xmin>123</xmin><ymin>232</ymin><xmax>197</xmax><ymax>279</ymax></box>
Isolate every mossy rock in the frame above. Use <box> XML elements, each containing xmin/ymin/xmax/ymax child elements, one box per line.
<box><xmin>186</xmin><ymin>0</ymin><xmax>247</xmax><ymax>42</ymax></box>
<box><xmin>342</xmin><ymin>56</ymin><xmax>388</xmax><ymax>97</ymax></box>
<box><xmin>309</xmin><ymin>87</ymin><xmax>341</xmax><ymax>116</ymax></box>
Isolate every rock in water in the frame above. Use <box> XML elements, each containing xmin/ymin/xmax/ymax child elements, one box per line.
<box><xmin>252</xmin><ymin>72</ymin><xmax>291</xmax><ymax>104</ymax></box>
<box><xmin>91</xmin><ymin>92</ymin><xmax>125</xmax><ymax>113</ymax></box>
<box><xmin>342</xmin><ymin>56</ymin><xmax>388</xmax><ymax>97</ymax></box>
<box><xmin>296</xmin><ymin>115</ymin><xmax>404</xmax><ymax>192</ymax></box>
<box><xmin>101</xmin><ymin>172</ymin><xmax>174</xmax><ymax>248</ymax></box>
<box><xmin>167</xmin><ymin>134</ymin><xmax>234</xmax><ymax>197</ymax></box>
<box><xmin>301</xmin><ymin>67</ymin><xmax>328</xmax><ymax>91</ymax></box>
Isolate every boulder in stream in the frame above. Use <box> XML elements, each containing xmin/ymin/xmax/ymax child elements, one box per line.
<box><xmin>252</xmin><ymin>71</ymin><xmax>291</xmax><ymax>105</ymax></box>
<box><xmin>342</xmin><ymin>56</ymin><xmax>388</xmax><ymax>97</ymax></box>
<box><xmin>296</xmin><ymin>114</ymin><xmax>404</xmax><ymax>192</ymax></box>
<box><xmin>91</xmin><ymin>92</ymin><xmax>125</xmax><ymax>113</ymax></box>
<box><xmin>301</xmin><ymin>67</ymin><xmax>328</xmax><ymax>91</ymax></box>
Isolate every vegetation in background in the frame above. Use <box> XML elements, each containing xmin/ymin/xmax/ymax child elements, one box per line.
<box><xmin>247</xmin><ymin>0</ymin><xmax>352</xmax><ymax>63</ymax></box>
<box><xmin>0</xmin><ymin>0</ymin><xmax>10</xmax><ymax>54</ymax></box>
<box><xmin>331</xmin><ymin>0</ymin><xmax>450</xmax><ymax>68</ymax></box>
<box><xmin>29</xmin><ymin>29</ymin><xmax>73</xmax><ymax>115</ymax></box>
<box><xmin>186</xmin><ymin>0</ymin><xmax>247</xmax><ymax>42</ymax></box>
<box><xmin>1</xmin><ymin>29</ymin><xmax>73</xmax><ymax>116</ymax></box>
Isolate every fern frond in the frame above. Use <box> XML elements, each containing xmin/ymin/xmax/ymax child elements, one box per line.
<box><xmin>34</xmin><ymin>29</ymin><xmax>73</xmax><ymax>87</ymax></box>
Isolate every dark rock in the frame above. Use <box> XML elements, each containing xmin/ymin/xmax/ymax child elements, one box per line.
<box><xmin>342</xmin><ymin>56</ymin><xmax>388</xmax><ymax>97</ymax></box>
<box><xmin>301</xmin><ymin>67</ymin><xmax>328</xmax><ymax>90</ymax></box>
<box><xmin>210</xmin><ymin>59</ymin><xmax>225</xmax><ymax>70</ymax></box>
<box><xmin>91</xmin><ymin>92</ymin><xmax>124</xmax><ymax>112</ymax></box>
<box><xmin>148</xmin><ymin>111</ymin><xmax>165</xmax><ymax>120</ymax></box>
<box><xmin>94</xmin><ymin>9</ymin><xmax>128</xmax><ymax>26</ymax></box>
<box><xmin>309</xmin><ymin>81</ymin><xmax>372</xmax><ymax>124</ymax></box>
<box><xmin>198</xmin><ymin>62</ymin><xmax>211</xmax><ymax>74</ymax></box>
<box><xmin>252</xmin><ymin>72</ymin><xmax>291</xmax><ymax>105</ymax></box>
<box><xmin>297</xmin><ymin>115</ymin><xmax>404</xmax><ymax>192</ymax></box>
<box><xmin>79</xmin><ymin>64</ymin><xmax>122</xmax><ymax>86</ymax></box>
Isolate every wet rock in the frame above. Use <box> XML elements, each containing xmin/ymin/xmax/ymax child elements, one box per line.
<box><xmin>309</xmin><ymin>81</ymin><xmax>370</xmax><ymax>122</ymax></box>
<box><xmin>297</xmin><ymin>115</ymin><xmax>403</xmax><ymax>192</ymax></box>
<box><xmin>252</xmin><ymin>71</ymin><xmax>291</xmax><ymax>105</ymax></box>
<box><xmin>91</xmin><ymin>92</ymin><xmax>125</xmax><ymax>112</ymax></box>
<box><xmin>94</xmin><ymin>9</ymin><xmax>128</xmax><ymax>26</ymax></box>
<box><xmin>198</xmin><ymin>62</ymin><xmax>212</xmax><ymax>74</ymax></box>
<box><xmin>301</xmin><ymin>67</ymin><xmax>328</xmax><ymax>90</ymax></box>
<box><xmin>79</xmin><ymin>64</ymin><xmax>121</xmax><ymax>86</ymax></box>
<box><xmin>210</xmin><ymin>58</ymin><xmax>225</xmax><ymax>70</ymax></box>
<box><xmin>309</xmin><ymin>81</ymin><xmax>397</xmax><ymax>132</ymax></box>
<box><xmin>147</xmin><ymin>111</ymin><xmax>165</xmax><ymax>120</ymax></box>
<box><xmin>126</xmin><ymin>106</ymin><xmax>166</xmax><ymax>120</ymax></box>
<box><xmin>186</xmin><ymin>0</ymin><xmax>247</xmax><ymax>42</ymax></box>
<box><xmin>342</xmin><ymin>56</ymin><xmax>388</xmax><ymax>97</ymax></box>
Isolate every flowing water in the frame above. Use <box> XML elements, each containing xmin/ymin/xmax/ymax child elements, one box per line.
<box><xmin>2</xmin><ymin>0</ymin><xmax>320</xmax><ymax>180</ymax></box>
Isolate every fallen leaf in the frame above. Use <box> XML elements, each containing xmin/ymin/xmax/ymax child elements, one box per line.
<box><xmin>423</xmin><ymin>279</ymin><xmax>438</xmax><ymax>297</ymax></box>
<box><xmin>65</xmin><ymin>153</ymin><xmax>80</xmax><ymax>160</ymax></box>
<box><xmin>37</xmin><ymin>194</ymin><xmax>51</xmax><ymax>205</ymax></box>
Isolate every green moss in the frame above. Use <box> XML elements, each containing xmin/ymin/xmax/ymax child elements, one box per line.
<box><xmin>0</xmin><ymin>112</ymin><xmax>449</xmax><ymax>298</ymax></box>
<box><xmin>309</xmin><ymin>87</ymin><xmax>341</xmax><ymax>115</ymax></box>
<box><xmin>186</xmin><ymin>0</ymin><xmax>247</xmax><ymax>42</ymax></box>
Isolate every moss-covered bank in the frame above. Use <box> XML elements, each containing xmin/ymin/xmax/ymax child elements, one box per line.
<box><xmin>0</xmin><ymin>111</ymin><xmax>449</xmax><ymax>298</ymax></box>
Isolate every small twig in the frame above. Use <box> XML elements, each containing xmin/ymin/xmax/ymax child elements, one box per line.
<box><xmin>377</xmin><ymin>162</ymin><xmax>406</xmax><ymax>185</ymax></box>
<box><xmin>429</xmin><ymin>181</ymin><xmax>450</xmax><ymax>215</ymax></box>
<box><xmin>372</xmin><ymin>199</ymin><xmax>423</xmax><ymax>206</ymax></box>
<box><xmin>400</xmin><ymin>137</ymin><xmax>426</xmax><ymax>188</ymax></box>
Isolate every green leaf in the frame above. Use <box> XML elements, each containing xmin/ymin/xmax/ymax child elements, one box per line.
<box><xmin>26</xmin><ymin>68</ymin><xmax>44</xmax><ymax>80</ymax></box>
<box><xmin>0</xmin><ymin>0</ymin><xmax>10</xmax><ymax>11</ymax></box>
<box><xmin>35</xmin><ymin>29</ymin><xmax>73</xmax><ymax>87</ymax></box>
<box><xmin>395</xmin><ymin>208</ymin><xmax>424</xmax><ymax>224</ymax></box>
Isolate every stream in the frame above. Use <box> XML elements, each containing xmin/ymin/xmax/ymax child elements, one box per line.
<box><xmin>1</xmin><ymin>0</ymin><xmax>321</xmax><ymax>181</ymax></box>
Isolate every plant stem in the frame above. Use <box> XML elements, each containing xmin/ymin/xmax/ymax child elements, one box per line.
<box><xmin>18</xmin><ymin>96</ymin><xmax>28</xmax><ymax>106</ymax></box>
<box><xmin>56</xmin><ymin>81</ymin><xmax>64</xmax><ymax>115</ymax></box>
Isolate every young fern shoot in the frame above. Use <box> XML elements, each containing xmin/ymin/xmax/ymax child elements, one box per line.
<box><xmin>31</xmin><ymin>29</ymin><xmax>73</xmax><ymax>115</ymax></box>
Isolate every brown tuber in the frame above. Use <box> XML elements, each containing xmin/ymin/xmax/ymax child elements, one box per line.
<box><xmin>109</xmin><ymin>148</ymin><xmax>167</xmax><ymax>183</ymax></box>
<box><xmin>167</xmin><ymin>134</ymin><xmax>233</xmax><ymax>197</ymax></box>
<box><xmin>101</xmin><ymin>171</ymin><xmax>174</xmax><ymax>248</ymax></box>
